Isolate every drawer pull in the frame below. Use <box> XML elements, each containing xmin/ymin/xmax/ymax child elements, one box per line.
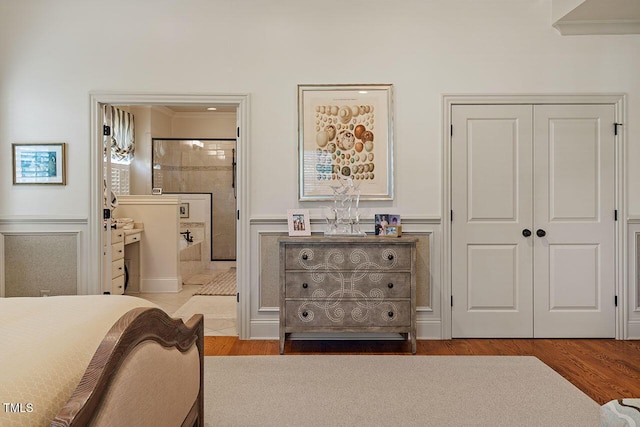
<box><xmin>387</xmin><ymin>283</ymin><xmax>394</xmax><ymax>289</ymax></box>
<box><xmin>388</xmin><ymin>311</ymin><xmax>394</xmax><ymax>318</ymax></box>
<box><xmin>118</xmin><ymin>249</ymin><xmax>123</xmax><ymax>253</ymax></box>
<box><xmin>387</xmin><ymin>254</ymin><xmax>394</xmax><ymax>260</ymax></box>
<box><xmin>118</xmin><ymin>267</ymin><xmax>123</xmax><ymax>270</ymax></box>
<box><xmin>302</xmin><ymin>311</ymin><xmax>309</xmax><ymax>317</ymax></box>
<box><xmin>302</xmin><ymin>283</ymin><xmax>308</xmax><ymax>289</ymax></box>
<box><xmin>302</xmin><ymin>254</ymin><xmax>308</xmax><ymax>260</ymax></box>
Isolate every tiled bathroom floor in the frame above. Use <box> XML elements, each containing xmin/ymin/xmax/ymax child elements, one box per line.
<box><xmin>130</xmin><ymin>261</ymin><xmax>237</xmax><ymax>336</ymax></box>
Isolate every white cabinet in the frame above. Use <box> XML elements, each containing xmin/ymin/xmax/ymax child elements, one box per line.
<box><xmin>104</xmin><ymin>228</ymin><xmax>125</xmax><ymax>295</ymax></box>
<box><xmin>103</xmin><ymin>228</ymin><xmax>142</xmax><ymax>295</ymax></box>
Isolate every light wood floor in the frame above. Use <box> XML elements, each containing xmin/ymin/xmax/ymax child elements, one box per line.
<box><xmin>204</xmin><ymin>337</ymin><xmax>640</xmax><ymax>405</ymax></box>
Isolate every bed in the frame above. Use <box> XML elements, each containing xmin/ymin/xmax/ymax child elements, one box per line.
<box><xmin>0</xmin><ymin>295</ymin><xmax>203</xmax><ymax>427</ymax></box>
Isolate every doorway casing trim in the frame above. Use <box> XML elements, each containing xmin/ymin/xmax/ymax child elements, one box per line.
<box><xmin>442</xmin><ymin>93</ymin><xmax>627</xmax><ymax>339</ymax></box>
<box><xmin>89</xmin><ymin>92</ymin><xmax>250</xmax><ymax>339</ymax></box>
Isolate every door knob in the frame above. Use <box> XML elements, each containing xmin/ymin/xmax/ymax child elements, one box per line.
<box><xmin>522</xmin><ymin>229</ymin><xmax>532</xmax><ymax>237</ymax></box>
<box><xmin>536</xmin><ymin>229</ymin><xmax>546</xmax><ymax>237</ymax></box>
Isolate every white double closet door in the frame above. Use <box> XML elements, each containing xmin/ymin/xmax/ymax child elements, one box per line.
<box><xmin>451</xmin><ymin>104</ymin><xmax>615</xmax><ymax>338</ymax></box>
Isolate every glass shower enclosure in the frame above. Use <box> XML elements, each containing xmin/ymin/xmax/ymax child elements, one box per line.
<box><xmin>152</xmin><ymin>138</ymin><xmax>237</xmax><ymax>261</ymax></box>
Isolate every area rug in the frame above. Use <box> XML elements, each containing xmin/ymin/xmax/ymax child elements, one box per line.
<box><xmin>184</xmin><ymin>273</ymin><xmax>214</xmax><ymax>286</ymax></box>
<box><xmin>172</xmin><ymin>295</ymin><xmax>237</xmax><ymax>336</ymax></box>
<box><xmin>194</xmin><ymin>270</ymin><xmax>236</xmax><ymax>296</ymax></box>
<box><xmin>203</xmin><ymin>355</ymin><xmax>600</xmax><ymax>426</ymax></box>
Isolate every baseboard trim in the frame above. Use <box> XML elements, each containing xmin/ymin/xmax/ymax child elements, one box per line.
<box><xmin>249</xmin><ymin>319</ymin><xmax>443</xmax><ymax>340</ymax></box>
<box><xmin>627</xmin><ymin>321</ymin><xmax>640</xmax><ymax>339</ymax></box>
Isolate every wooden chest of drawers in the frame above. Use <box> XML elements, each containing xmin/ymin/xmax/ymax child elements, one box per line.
<box><xmin>279</xmin><ymin>236</ymin><xmax>417</xmax><ymax>354</ymax></box>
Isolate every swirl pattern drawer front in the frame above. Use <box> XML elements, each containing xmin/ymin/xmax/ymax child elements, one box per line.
<box><xmin>285</xmin><ymin>301</ymin><xmax>411</xmax><ymax>328</ymax></box>
<box><xmin>280</xmin><ymin>236</ymin><xmax>417</xmax><ymax>354</ymax></box>
<box><xmin>284</xmin><ymin>243</ymin><xmax>412</xmax><ymax>271</ymax></box>
<box><xmin>284</xmin><ymin>271</ymin><xmax>411</xmax><ymax>299</ymax></box>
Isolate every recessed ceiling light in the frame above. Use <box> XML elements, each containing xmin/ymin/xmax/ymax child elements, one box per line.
<box><xmin>207</xmin><ymin>107</ymin><xmax>217</xmax><ymax>111</ymax></box>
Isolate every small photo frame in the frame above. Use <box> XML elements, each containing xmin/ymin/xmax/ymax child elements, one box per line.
<box><xmin>384</xmin><ymin>224</ymin><xmax>402</xmax><ymax>237</ymax></box>
<box><xmin>12</xmin><ymin>143</ymin><xmax>66</xmax><ymax>185</ymax></box>
<box><xmin>374</xmin><ymin>213</ymin><xmax>401</xmax><ymax>235</ymax></box>
<box><xmin>287</xmin><ymin>209</ymin><xmax>311</xmax><ymax>236</ymax></box>
<box><xmin>179</xmin><ymin>203</ymin><xmax>190</xmax><ymax>218</ymax></box>
<box><xmin>374</xmin><ymin>214</ymin><xmax>389</xmax><ymax>235</ymax></box>
<box><xmin>389</xmin><ymin>214</ymin><xmax>401</xmax><ymax>226</ymax></box>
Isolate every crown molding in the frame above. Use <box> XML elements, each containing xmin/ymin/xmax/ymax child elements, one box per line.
<box><xmin>554</xmin><ymin>19</ymin><xmax>640</xmax><ymax>34</ymax></box>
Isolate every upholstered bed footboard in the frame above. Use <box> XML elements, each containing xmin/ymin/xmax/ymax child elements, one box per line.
<box><xmin>51</xmin><ymin>308</ymin><xmax>204</xmax><ymax>427</ymax></box>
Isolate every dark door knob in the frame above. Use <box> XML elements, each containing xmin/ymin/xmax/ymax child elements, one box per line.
<box><xmin>536</xmin><ymin>229</ymin><xmax>546</xmax><ymax>237</ymax></box>
<box><xmin>522</xmin><ymin>229</ymin><xmax>532</xmax><ymax>237</ymax></box>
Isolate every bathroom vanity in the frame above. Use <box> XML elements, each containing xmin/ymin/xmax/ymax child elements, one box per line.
<box><xmin>103</xmin><ymin>226</ymin><xmax>143</xmax><ymax>295</ymax></box>
<box><xmin>279</xmin><ymin>236</ymin><xmax>417</xmax><ymax>354</ymax></box>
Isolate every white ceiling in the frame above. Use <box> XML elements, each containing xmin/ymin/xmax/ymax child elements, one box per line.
<box><xmin>554</xmin><ymin>0</ymin><xmax>640</xmax><ymax>34</ymax></box>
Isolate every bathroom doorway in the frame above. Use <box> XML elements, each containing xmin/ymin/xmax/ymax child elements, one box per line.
<box><xmin>90</xmin><ymin>92</ymin><xmax>250</xmax><ymax>339</ymax></box>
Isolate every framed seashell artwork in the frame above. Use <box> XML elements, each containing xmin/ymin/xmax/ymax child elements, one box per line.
<box><xmin>298</xmin><ymin>84</ymin><xmax>394</xmax><ymax>201</ymax></box>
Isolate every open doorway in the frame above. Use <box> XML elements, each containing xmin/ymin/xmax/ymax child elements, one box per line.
<box><xmin>90</xmin><ymin>93</ymin><xmax>250</xmax><ymax>339</ymax></box>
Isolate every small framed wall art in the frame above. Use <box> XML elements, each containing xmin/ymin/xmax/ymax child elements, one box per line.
<box><xmin>12</xmin><ymin>143</ymin><xmax>67</xmax><ymax>185</ymax></box>
<box><xmin>298</xmin><ymin>84</ymin><xmax>394</xmax><ymax>201</ymax></box>
<box><xmin>287</xmin><ymin>209</ymin><xmax>311</xmax><ymax>236</ymax></box>
<box><xmin>179</xmin><ymin>203</ymin><xmax>190</xmax><ymax>218</ymax></box>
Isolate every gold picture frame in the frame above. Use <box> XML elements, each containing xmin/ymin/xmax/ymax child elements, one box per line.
<box><xmin>12</xmin><ymin>143</ymin><xmax>67</xmax><ymax>185</ymax></box>
<box><xmin>383</xmin><ymin>224</ymin><xmax>402</xmax><ymax>237</ymax></box>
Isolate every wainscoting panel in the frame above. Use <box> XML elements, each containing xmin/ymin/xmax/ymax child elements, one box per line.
<box><xmin>0</xmin><ymin>216</ymin><xmax>88</xmax><ymax>297</ymax></box>
<box><xmin>627</xmin><ymin>222</ymin><xmax>640</xmax><ymax>338</ymax></box>
<box><xmin>259</xmin><ymin>232</ymin><xmax>286</xmax><ymax>310</ymax></box>
<box><xmin>249</xmin><ymin>216</ymin><xmax>442</xmax><ymax>339</ymax></box>
<box><xmin>4</xmin><ymin>234</ymin><xmax>77</xmax><ymax>297</ymax></box>
<box><xmin>415</xmin><ymin>233</ymin><xmax>431</xmax><ymax>308</ymax></box>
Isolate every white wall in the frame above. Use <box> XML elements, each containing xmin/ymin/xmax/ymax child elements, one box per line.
<box><xmin>171</xmin><ymin>112</ymin><xmax>236</xmax><ymax>139</ymax></box>
<box><xmin>129</xmin><ymin>106</ymin><xmax>152</xmax><ymax>195</ymax></box>
<box><xmin>1</xmin><ymin>1</ymin><xmax>639</xmax><ymax>330</ymax></box>
<box><xmin>0</xmin><ymin>0</ymin><xmax>638</xmax><ymax>219</ymax></box>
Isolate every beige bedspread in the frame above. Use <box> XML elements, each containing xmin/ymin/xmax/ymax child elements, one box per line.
<box><xmin>0</xmin><ymin>295</ymin><xmax>157</xmax><ymax>427</ymax></box>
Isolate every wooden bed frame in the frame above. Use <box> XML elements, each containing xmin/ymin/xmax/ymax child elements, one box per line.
<box><xmin>50</xmin><ymin>307</ymin><xmax>204</xmax><ymax>427</ymax></box>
